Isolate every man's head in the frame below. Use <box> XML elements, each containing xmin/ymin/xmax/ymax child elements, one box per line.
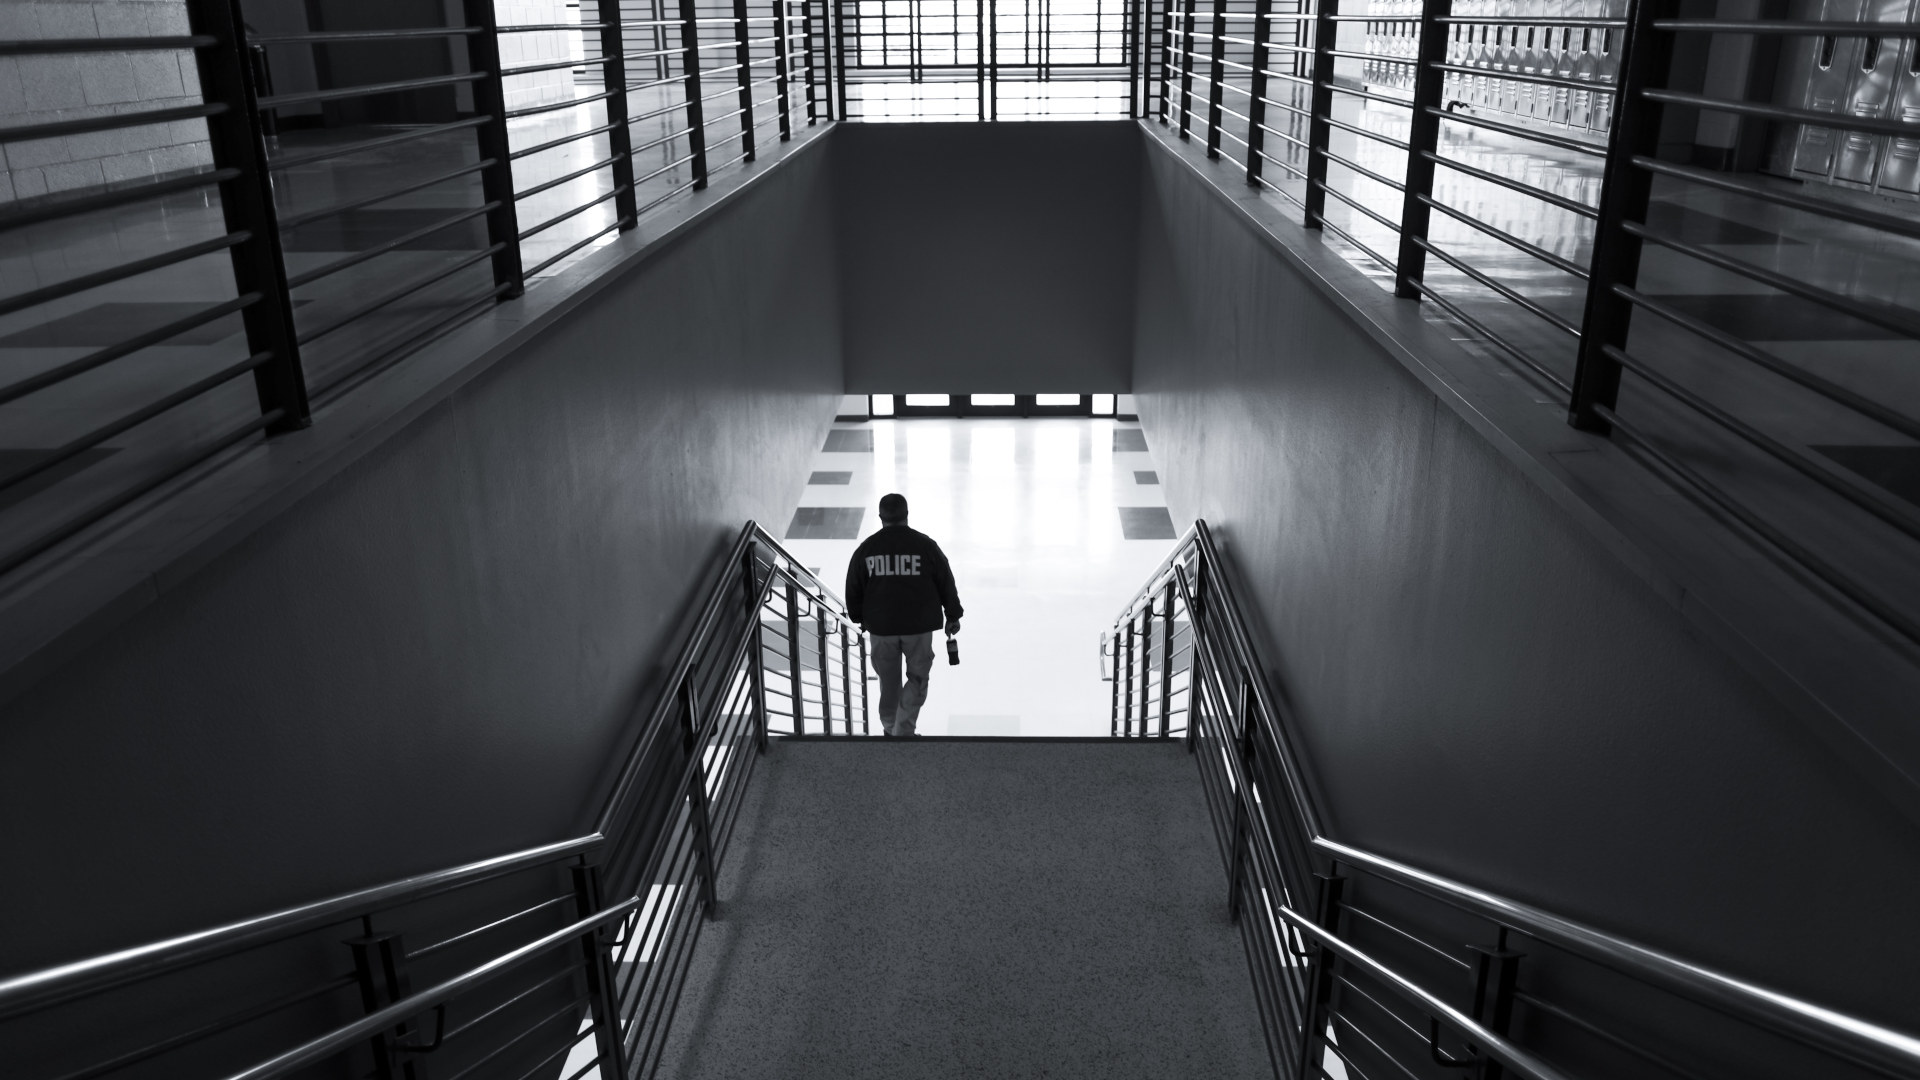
<box><xmin>879</xmin><ymin>493</ymin><xmax>908</xmax><ymax>526</ymax></box>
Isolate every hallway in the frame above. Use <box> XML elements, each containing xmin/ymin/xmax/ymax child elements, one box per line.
<box><xmin>655</xmin><ymin>738</ymin><xmax>1270</xmax><ymax>1080</ymax></box>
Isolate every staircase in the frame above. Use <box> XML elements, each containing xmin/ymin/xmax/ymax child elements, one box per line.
<box><xmin>656</xmin><ymin>739</ymin><xmax>1271</xmax><ymax>1080</ymax></box>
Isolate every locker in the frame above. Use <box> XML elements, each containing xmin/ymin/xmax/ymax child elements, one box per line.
<box><xmin>1830</xmin><ymin>0</ymin><xmax>1914</xmax><ymax>186</ymax></box>
<box><xmin>1876</xmin><ymin>40</ymin><xmax>1920</xmax><ymax>193</ymax></box>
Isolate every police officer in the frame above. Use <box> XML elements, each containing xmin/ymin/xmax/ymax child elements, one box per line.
<box><xmin>845</xmin><ymin>493</ymin><xmax>963</xmax><ymax>737</ymax></box>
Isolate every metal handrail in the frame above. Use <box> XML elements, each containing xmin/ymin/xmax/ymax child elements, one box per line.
<box><xmin>1111</xmin><ymin>518</ymin><xmax>1920</xmax><ymax>1079</ymax></box>
<box><xmin>0</xmin><ymin>835</ymin><xmax>601</xmax><ymax>1020</ymax></box>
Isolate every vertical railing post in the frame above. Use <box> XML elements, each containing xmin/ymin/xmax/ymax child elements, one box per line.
<box><xmin>1158</xmin><ymin>579</ymin><xmax>1175</xmax><ymax>736</ymax></box>
<box><xmin>732</xmin><ymin>0</ymin><xmax>758</xmax><ymax>160</ymax></box>
<box><xmin>1204</xmin><ymin>0</ymin><xmax>1227</xmax><ymax>157</ymax></box>
<box><xmin>1177</xmin><ymin>0</ymin><xmax>1199</xmax><ymax>135</ymax></box>
<box><xmin>1294</xmin><ymin>872</ymin><xmax>1348</xmax><ymax>1080</ymax></box>
<box><xmin>1392</xmin><ymin>0</ymin><xmax>1453</xmax><ymax>298</ymax></box>
<box><xmin>1302</xmin><ymin>0</ymin><xmax>1339</xmax><ymax>228</ymax></box>
<box><xmin>1225</xmin><ymin>674</ymin><xmax>1255</xmax><ymax>921</ymax></box>
<box><xmin>570</xmin><ymin>864</ymin><xmax>632</xmax><ymax>1080</ymax></box>
<box><xmin>597</xmin><ymin>0</ymin><xmax>640</xmax><ymax>228</ymax></box>
<box><xmin>839</xmin><ymin>619</ymin><xmax>852</xmax><ymax>735</ymax></box>
<box><xmin>1570</xmin><ymin>0</ymin><xmax>1672</xmax><ymax>432</ymax></box>
<box><xmin>1159</xmin><ymin>0</ymin><xmax>1177</xmax><ymax>120</ymax></box>
<box><xmin>1122</xmin><ymin>616</ymin><xmax>1137</xmax><ymax>736</ymax></box>
<box><xmin>1139</xmin><ymin>599</ymin><xmax>1155</xmax><ymax>734</ymax></box>
<box><xmin>859</xmin><ymin>633</ymin><xmax>870</xmax><ymax>734</ymax></box>
<box><xmin>1128</xmin><ymin>0</ymin><xmax>1144</xmax><ymax>115</ymax></box>
<box><xmin>679</xmin><ymin>0</ymin><xmax>712</xmax><ymax>188</ymax></box>
<box><xmin>743</xmin><ymin>542</ymin><xmax>770</xmax><ymax>753</ymax></box>
<box><xmin>816</xmin><ymin>602</ymin><xmax>832</xmax><ymax>733</ymax></box>
<box><xmin>1468</xmin><ymin>935</ymin><xmax>1525</xmax><ymax>1080</ymax></box>
<box><xmin>345</xmin><ymin>931</ymin><xmax>425</xmax><ymax>1080</ymax></box>
<box><xmin>834</xmin><ymin>0</ymin><xmax>850</xmax><ymax>119</ymax></box>
<box><xmin>681</xmin><ymin>678</ymin><xmax>719</xmax><ymax>911</ymax></box>
<box><xmin>183</xmin><ymin>0</ymin><xmax>310</xmax><ymax>432</ymax></box>
<box><xmin>1244</xmin><ymin>0</ymin><xmax>1274</xmax><ymax>181</ymax></box>
<box><xmin>1108</xmin><ymin>633</ymin><xmax>1121</xmax><ymax>737</ymax></box>
<box><xmin>461</xmin><ymin>0</ymin><xmax>528</xmax><ymax>294</ymax></box>
<box><xmin>785</xmin><ymin>578</ymin><xmax>806</xmax><ymax>735</ymax></box>
<box><xmin>801</xmin><ymin>0</ymin><xmax>819</xmax><ymax>123</ymax></box>
<box><xmin>772</xmin><ymin>0</ymin><xmax>795</xmax><ymax>139</ymax></box>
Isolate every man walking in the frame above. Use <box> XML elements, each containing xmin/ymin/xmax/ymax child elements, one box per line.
<box><xmin>846</xmin><ymin>493</ymin><xmax>963</xmax><ymax>737</ymax></box>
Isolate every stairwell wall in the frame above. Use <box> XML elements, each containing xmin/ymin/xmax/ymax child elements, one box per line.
<box><xmin>1129</xmin><ymin>131</ymin><xmax>1920</xmax><ymax>1031</ymax></box>
<box><xmin>0</xmin><ymin>139</ymin><xmax>843</xmax><ymax>972</ymax></box>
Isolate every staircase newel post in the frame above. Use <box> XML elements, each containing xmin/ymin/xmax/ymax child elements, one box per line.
<box><xmin>681</xmin><ymin>677</ymin><xmax>720</xmax><ymax>912</ymax></box>
<box><xmin>786</xmin><ymin>577</ymin><xmax>805</xmax><ymax>735</ymax></box>
<box><xmin>743</xmin><ymin>541</ymin><xmax>769</xmax><ymax>753</ymax></box>
<box><xmin>1295</xmin><ymin>872</ymin><xmax>1348</xmax><ymax>1080</ymax></box>
<box><xmin>570</xmin><ymin>864</ymin><xmax>632</xmax><ymax>1079</ymax></box>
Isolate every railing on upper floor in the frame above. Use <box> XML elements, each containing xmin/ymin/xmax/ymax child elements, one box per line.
<box><xmin>1107</xmin><ymin>519</ymin><xmax>1920</xmax><ymax>1080</ymax></box>
<box><xmin>0</xmin><ymin>519</ymin><xmax>866</xmax><ymax>1080</ymax></box>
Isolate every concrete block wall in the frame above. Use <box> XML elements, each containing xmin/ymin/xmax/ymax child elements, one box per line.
<box><xmin>495</xmin><ymin>0</ymin><xmax>577</xmax><ymax>112</ymax></box>
<box><xmin>0</xmin><ymin>1</ymin><xmax>214</xmax><ymax>203</ymax></box>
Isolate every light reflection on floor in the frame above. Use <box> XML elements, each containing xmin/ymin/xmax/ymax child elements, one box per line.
<box><xmin>780</xmin><ymin>417</ymin><xmax>1176</xmax><ymax>738</ymax></box>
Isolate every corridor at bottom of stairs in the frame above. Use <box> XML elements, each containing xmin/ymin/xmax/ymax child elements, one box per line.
<box><xmin>656</xmin><ymin>739</ymin><xmax>1270</xmax><ymax>1080</ymax></box>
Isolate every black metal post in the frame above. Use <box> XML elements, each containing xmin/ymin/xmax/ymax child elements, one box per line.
<box><xmin>816</xmin><ymin>604</ymin><xmax>832</xmax><ymax>732</ymax></box>
<box><xmin>680</xmin><ymin>678</ymin><xmax>719</xmax><ymax>911</ymax></box>
<box><xmin>743</xmin><ymin>543</ymin><xmax>770</xmax><ymax>753</ymax></box>
<box><xmin>346</xmin><ymin>932</ymin><xmax>420</xmax><ymax>1080</ymax></box>
<box><xmin>732</xmin><ymin>0</ymin><xmax>757</xmax><ymax>160</ymax></box>
<box><xmin>785</xmin><ymin>578</ymin><xmax>805</xmax><ymax>734</ymax></box>
<box><xmin>1302</xmin><ymin>0</ymin><xmax>1339</xmax><ymax>227</ymax></box>
<box><xmin>1177</xmin><ymin>0</ymin><xmax>1199</xmax><ymax>135</ymax></box>
<box><xmin>839</xmin><ymin>619</ymin><xmax>852</xmax><ymax>736</ymax></box>
<box><xmin>1128</xmin><ymin>0</ymin><xmax>1144</xmax><ymax>115</ymax></box>
<box><xmin>1570</xmin><ymin>0</ymin><xmax>1673</xmax><ymax>432</ymax></box>
<box><xmin>679</xmin><ymin>0</ymin><xmax>712</xmax><ymax>188</ymax></box>
<box><xmin>1122</xmin><ymin>617</ymin><xmax>1136</xmax><ymax>736</ymax></box>
<box><xmin>1204</xmin><ymin>0</ymin><xmax>1227</xmax><ymax>156</ymax></box>
<box><xmin>1158</xmin><ymin>0</ymin><xmax>1177</xmax><ymax>120</ymax></box>
<box><xmin>595</xmin><ymin>0</ymin><xmax>639</xmax><ymax>227</ymax></box>
<box><xmin>1225</xmin><ymin>674</ymin><xmax>1254</xmax><ymax>919</ymax></box>
<box><xmin>859</xmin><ymin>634</ymin><xmax>870</xmax><ymax>734</ymax></box>
<box><xmin>570</xmin><ymin>865</ymin><xmax>632</xmax><ymax>1080</ymax></box>
<box><xmin>772</xmin><ymin>0</ymin><xmax>795</xmax><ymax>139</ymax></box>
<box><xmin>801</xmin><ymin>0</ymin><xmax>819</xmax><ymax>123</ymax></box>
<box><xmin>1244</xmin><ymin>0</ymin><xmax>1274</xmax><ymax>181</ymax></box>
<box><xmin>978</xmin><ymin>0</ymin><xmax>991</xmax><ymax>121</ymax></box>
<box><xmin>1468</xmin><ymin>935</ymin><xmax>1525</xmax><ymax>1080</ymax></box>
<box><xmin>1392</xmin><ymin>0</ymin><xmax>1451</xmax><ymax>296</ymax></box>
<box><xmin>184</xmin><ymin>0</ymin><xmax>310</xmax><ymax>431</ymax></box>
<box><xmin>460</xmin><ymin>0</ymin><xmax>527</xmax><ymax>294</ymax></box>
<box><xmin>1109</xmin><ymin>633</ymin><xmax>1120</xmax><ymax>737</ymax></box>
<box><xmin>1139</xmin><ymin>599</ymin><xmax>1155</xmax><ymax>734</ymax></box>
<box><xmin>834</xmin><ymin>0</ymin><xmax>850</xmax><ymax>119</ymax></box>
<box><xmin>1294</xmin><ymin>873</ymin><xmax>1348</xmax><ymax>1080</ymax></box>
<box><xmin>1158</xmin><ymin>580</ymin><xmax>1175</xmax><ymax>736</ymax></box>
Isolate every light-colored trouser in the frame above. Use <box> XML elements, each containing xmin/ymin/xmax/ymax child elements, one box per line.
<box><xmin>870</xmin><ymin>632</ymin><xmax>935</xmax><ymax>736</ymax></box>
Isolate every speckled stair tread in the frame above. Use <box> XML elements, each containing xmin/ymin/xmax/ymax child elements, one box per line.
<box><xmin>655</xmin><ymin>739</ymin><xmax>1270</xmax><ymax>1080</ymax></box>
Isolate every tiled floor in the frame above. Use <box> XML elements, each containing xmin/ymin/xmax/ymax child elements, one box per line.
<box><xmin>779</xmin><ymin>418</ymin><xmax>1177</xmax><ymax>738</ymax></box>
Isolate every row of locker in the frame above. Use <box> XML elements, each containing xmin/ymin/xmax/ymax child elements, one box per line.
<box><xmin>1776</xmin><ymin>0</ymin><xmax>1920</xmax><ymax>197</ymax></box>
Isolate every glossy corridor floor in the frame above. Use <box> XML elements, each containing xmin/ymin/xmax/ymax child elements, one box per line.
<box><xmin>655</xmin><ymin>739</ymin><xmax>1270</xmax><ymax>1080</ymax></box>
<box><xmin>779</xmin><ymin>418</ymin><xmax>1178</xmax><ymax>738</ymax></box>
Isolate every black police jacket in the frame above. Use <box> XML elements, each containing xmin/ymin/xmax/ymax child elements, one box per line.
<box><xmin>844</xmin><ymin>524</ymin><xmax>964</xmax><ymax>636</ymax></box>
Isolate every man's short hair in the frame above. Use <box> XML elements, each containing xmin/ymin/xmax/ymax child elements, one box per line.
<box><xmin>879</xmin><ymin>493</ymin><xmax>908</xmax><ymax>523</ymax></box>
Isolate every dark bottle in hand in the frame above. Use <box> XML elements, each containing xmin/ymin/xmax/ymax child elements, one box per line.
<box><xmin>946</xmin><ymin>635</ymin><xmax>960</xmax><ymax>666</ymax></box>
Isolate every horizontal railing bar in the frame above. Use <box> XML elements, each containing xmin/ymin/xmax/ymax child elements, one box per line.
<box><xmin>285</xmin><ymin>204</ymin><xmax>497</xmax><ymax>289</ymax></box>
<box><xmin>296</xmin><ymin>245</ymin><xmax>502</xmax><ymax>345</ymax></box>
<box><xmin>505</xmin><ymin>87</ymin><xmax>621</xmax><ymax>119</ymax></box>
<box><xmin>1643</xmin><ymin>87</ymin><xmax>1920</xmax><ymax>138</ymax></box>
<box><xmin>0</xmin><ymin>167</ymin><xmax>238</xmax><ymax>231</ymax></box>
<box><xmin>632</xmin><ymin>180</ymin><xmax>694</xmax><ymax>217</ymax></box>
<box><xmin>308</xmin><ymin>282</ymin><xmax>511</xmax><ymax>403</ymax></box>
<box><xmin>517</xmin><ymin>187</ymin><xmax>625</xmax><ymax>241</ymax></box>
<box><xmin>1403</xmin><ymin>277</ymin><xmax>1574</xmax><ymax>394</ymax></box>
<box><xmin>0</xmin><ymin>352</ymin><xmax>271</xmax><ymax>496</ymax></box>
<box><xmin>1604</xmin><ymin>344</ymin><xmax>1920</xmax><ymax>541</ymax></box>
<box><xmin>496</xmin><ymin>21</ymin><xmax>612</xmax><ymax>32</ymax></box>
<box><xmin>278</xmin><ymin>160</ymin><xmax>492</xmax><ymax>231</ymax></box>
<box><xmin>259</xmin><ymin>71</ymin><xmax>486</xmax><ymax>109</ymax></box>
<box><xmin>512</xmin><ymin>122</ymin><xmax>619</xmax><ymax>160</ymax></box>
<box><xmin>630</xmin><ymin>127</ymin><xmax>692</xmax><ymax>156</ymax></box>
<box><xmin>268</xmin><ymin>116</ymin><xmax>489</xmax><ymax>170</ymax></box>
<box><xmin>0</xmin><ymin>35</ymin><xmax>215</xmax><ymax>55</ymax></box>
<box><xmin>1617</xmin><ymin>285</ymin><xmax>1920</xmax><ymax>442</ymax></box>
<box><xmin>1323</xmin><ymin>112</ymin><xmax>1411</xmax><ymax>150</ymax></box>
<box><xmin>1313</xmin><ymin>178</ymin><xmax>1402</xmax><ymax>234</ymax></box>
<box><xmin>1427</xmin><ymin>149</ymin><xmax>1601</xmax><ymax>218</ymax></box>
<box><xmin>1653</xmin><ymin>18</ymin><xmax>1920</xmax><ymax>34</ymax></box>
<box><xmin>515</xmin><ymin>155</ymin><xmax>619</xmax><ymax>200</ymax></box>
<box><xmin>1429</xmin><ymin>104</ymin><xmax>1610</xmax><ymax>154</ymax></box>
<box><xmin>1623</xmin><ymin>220</ymin><xmax>1920</xmax><ymax>340</ymax></box>
<box><xmin>1431</xmin><ymin>61</ymin><xmax>1618</xmax><ymax>95</ymax></box>
<box><xmin>221</xmin><ymin>896</ymin><xmax>640</xmax><ymax>1080</ymax></box>
<box><xmin>46</xmin><ymin>972</ymin><xmax>358</xmax><ymax>1080</ymax></box>
<box><xmin>247</xmin><ymin>27</ymin><xmax>481</xmax><ymax>43</ymax></box>
<box><xmin>1413</xmin><ymin>236</ymin><xmax>1582</xmax><ymax>336</ymax></box>
<box><xmin>407</xmin><ymin>895</ymin><xmax>574</xmax><ymax>963</ymax></box>
<box><xmin>1417</xmin><ymin>194</ymin><xmax>1589</xmax><ymax>277</ymax></box>
<box><xmin>0</xmin><ymin>231</ymin><xmax>248</xmax><ymax>318</ymax></box>
<box><xmin>525</xmin><ymin>216</ymin><xmax>633</xmax><ymax>278</ymax></box>
<box><xmin>0</xmin><ymin>102</ymin><xmax>224</xmax><ymax>145</ymax></box>
<box><xmin>0</xmin><ymin>836</ymin><xmax>601</xmax><ymax>1019</ymax></box>
<box><xmin>0</xmin><ymin>293</ymin><xmax>259</xmax><ymax>407</ymax></box>
<box><xmin>1632</xmin><ymin>155</ymin><xmax>1920</xmax><ymax>240</ymax></box>
<box><xmin>1321</xmin><ymin>147</ymin><xmax>1407</xmax><ymax>192</ymax></box>
<box><xmin>1439</xmin><ymin>15</ymin><xmax>1628</xmax><ymax>26</ymax></box>
<box><xmin>1317</xmin><ymin>217</ymin><xmax>1398</xmax><ymax>272</ymax></box>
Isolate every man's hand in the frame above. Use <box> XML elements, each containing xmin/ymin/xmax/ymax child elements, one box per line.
<box><xmin>945</xmin><ymin>617</ymin><xmax>961</xmax><ymax>636</ymax></box>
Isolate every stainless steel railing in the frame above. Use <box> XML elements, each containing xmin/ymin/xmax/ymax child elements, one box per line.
<box><xmin>1107</xmin><ymin>518</ymin><xmax>1920</xmax><ymax>1080</ymax></box>
<box><xmin>0</xmin><ymin>519</ymin><xmax>865</xmax><ymax>1080</ymax></box>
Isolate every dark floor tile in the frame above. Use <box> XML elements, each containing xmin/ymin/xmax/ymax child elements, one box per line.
<box><xmin>1114</xmin><ymin>428</ymin><xmax>1148</xmax><ymax>452</ymax></box>
<box><xmin>0</xmin><ymin>302</ymin><xmax>244</xmax><ymax>347</ymax></box>
<box><xmin>809</xmin><ymin>471</ymin><xmax>853</xmax><ymax>485</ymax></box>
<box><xmin>1815</xmin><ymin>445</ymin><xmax>1920</xmax><ymax>506</ymax></box>
<box><xmin>1119</xmin><ymin>506</ymin><xmax>1176</xmax><ymax>540</ymax></box>
<box><xmin>786</xmin><ymin>506</ymin><xmax>866</xmax><ymax>540</ymax></box>
<box><xmin>0</xmin><ymin>448</ymin><xmax>118</xmax><ymax>513</ymax></box>
<box><xmin>824</xmin><ymin>429</ymin><xmax>873</xmax><ymax>452</ymax></box>
<box><xmin>1135</xmin><ymin>470</ymin><xmax>1159</xmax><ymax>484</ymax></box>
<box><xmin>1638</xmin><ymin>294</ymin><xmax>1906</xmax><ymax>341</ymax></box>
<box><xmin>279</xmin><ymin>208</ymin><xmax>491</xmax><ymax>252</ymax></box>
<box><xmin>1644</xmin><ymin>201</ymin><xmax>1804</xmax><ymax>247</ymax></box>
